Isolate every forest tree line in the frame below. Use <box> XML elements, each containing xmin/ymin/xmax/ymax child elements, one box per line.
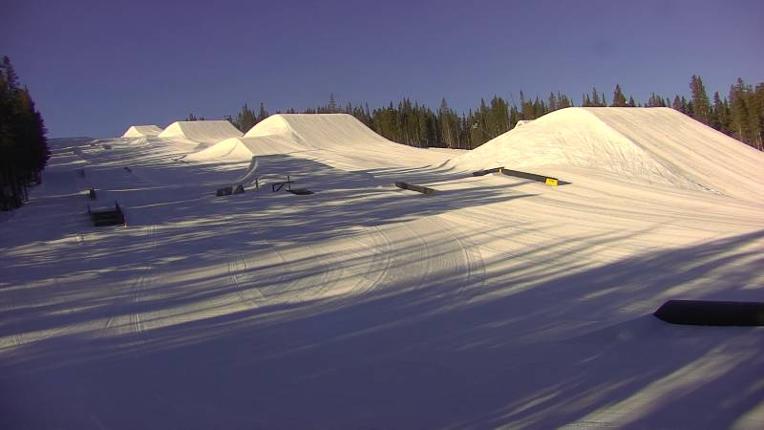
<box><xmin>221</xmin><ymin>75</ymin><xmax>764</xmax><ymax>151</ymax></box>
<box><xmin>0</xmin><ymin>56</ymin><xmax>49</xmax><ymax>211</ymax></box>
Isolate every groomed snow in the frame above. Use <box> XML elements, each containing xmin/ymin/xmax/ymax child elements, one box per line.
<box><xmin>158</xmin><ymin>120</ymin><xmax>242</xmax><ymax>144</ymax></box>
<box><xmin>1</xmin><ymin>110</ymin><xmax>763</xmax><ymax>429</ymax></box>
<box><xmin>122</xmin><ymin>125</ymin><xmax>163</xmax><ymax>138</ymax></box>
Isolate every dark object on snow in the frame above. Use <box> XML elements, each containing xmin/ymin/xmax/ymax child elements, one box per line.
<box><xmin>233</xmin><ymin>184</ymin><xmax>245</xmax><ymax>194</ymax></box>
<box><xmin>216</xmin><ymin>186</ymin><xmax>233</xmax><ymax>197</ymax></box>
<box><xmin>472</xmin><ymin>167</ymin><xmax>504</xmax><ymax>176</ymax></box>
<box><xmin>88</xmin><ymin>201</ymin><xmax>125</xmax><ymax>227</ymax></box>
<box><xmin>395</xmin><ymin>181</ymin><xmax>435</xmax><ymax>194</ymax></box>
<box><xmin>499</xmin><ymin>168</ymin><xmax>569</xmax><ymax>186</ymax></box>
<box><xmin>272</xmin><ymin>176</ymin><xmax>293</xmax><ymax>192</ymax></box>
<box><xmin>102</xmin><ymin>144</ymin><xmax>112</xmax><ymax>150</ymax></box>
<box><xmin>654</xmin><ymin>299</ymin><xmax>764</xmax><ymax>326</ymax></box>
<box><xmin>288</xmin><ymin>188</ymin><xmax>313</xmax><ymax>195</ymax></box>
<box><xmin>124</xmin><ymin>166</ymin><xmax>132</xmax><ymax>173</ymax></box>
<box><xmin>77</xmin><ymin>168</ymin><xmax>86</xmax><ymax>177</ymax></box>
<box><xmin>88</xmin><ymin>188</ymin><xmax>96</xmax><ymax>200</ymax></box>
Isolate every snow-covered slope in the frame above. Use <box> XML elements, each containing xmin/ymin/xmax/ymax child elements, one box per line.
<box><xmin>1</xmin><ymin>117</ymin><xmax>763</xmax><ymax>429</ymax></box>
<box><xmin>122</xmin><ymin>125</ymin><xmax>163</xmax><ymax>138</ymax></box>
<box><xmin>453</xmin><ymin>107</ymin><xmax>764</xmax><ymax>201</ymax></box>
<box><xmin>158</xmin><ymin>120</ymin><xmax>242</xmax><ymax>144</ymax></box>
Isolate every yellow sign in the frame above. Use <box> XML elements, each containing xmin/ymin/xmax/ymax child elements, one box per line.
<box><xmin>545</xmin><ymin>178</ymin><xmax>559</xmax><ymax>187</ymax></box>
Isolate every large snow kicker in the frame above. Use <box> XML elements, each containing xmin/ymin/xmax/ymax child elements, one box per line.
<box><xmin>453</xmin><ymin>107</ymin><xmax>764</xmax><ymax>200</ymax></box>
<box><xmin>122</xmin><ymin>125</ymin><xmax>163</xmax><ymax>138</ymax></box>
<box><xmin>158</xmin><ymin>120</ymin><xmax>242</xmax><ymax>144</ymax></box>
<box><xmin>244</xmin><ymin>113</ymin><xmax>394</xmax><ymax>147</ymax></box>
<box><xmin>186</xmin><ymin>133</ymin><xmax>310</xmax><ymax>162</ymax></box>
<box><xmin>188</xmin><ymin>114</ymin><xmax>434</xmax><ymax>168</ymax></box>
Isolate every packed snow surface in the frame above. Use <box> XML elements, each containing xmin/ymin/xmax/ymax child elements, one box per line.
<box><xmin>157</xmin><ymin>120</ymin><xmax>242</xmax><ymax>144</ymax></box>
<box><xmin>121</xmin><ymin>125</ymin><xmax>163</xmax><ymax>138</ymax></box>
<box><xmin>1</xmin><ymin>109</ymin><xmax>763</xmax><ymax>429</ymax></box>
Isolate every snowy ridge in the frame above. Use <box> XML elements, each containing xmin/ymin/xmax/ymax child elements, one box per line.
<box><xmin>158</xmin><ymin>120</ymin><xmax>242</xmax><ymax>144</ymax></box>
<box><xmin>122</xmin><ymin>125</ymin><xmax>163</xmax><ymax>138</ymax></box>
<box><xmin>453</xmin><ymin>107</ymin><xmax>764</xmax><ymax>200</ymax></box>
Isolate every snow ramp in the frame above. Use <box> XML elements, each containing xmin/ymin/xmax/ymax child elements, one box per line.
<box><xmin>452</xmin><ymin>107</ymin><xmax>764</xmax><ymax>200</ymax></box>
<box><xmin>188</xmin><ymin>114</ymin><xmax>439</xmax><ymax>168</ymax></box>
<box><xmin>245</xmin><ymin>114</ymin><xmax>441</xmax><ymax>167</ymax></box>
<box><xmin>158</xmin><ymin>120</ymin><xmax>242</xmax><ymax>144</ymax></box>
<box><xmin>244</xmin><ymin>114</ymin><xmax>392</xmax><ymax>147</ymax></box>
<box><xmin>122</xmin><ymin>125</ymin><xmax>163</xmax><ymax>138</ymax></box>
<box><xmin>186</xmin><ymin>134</ymin><xmax>311</xmax><ymax>163</ymax></box>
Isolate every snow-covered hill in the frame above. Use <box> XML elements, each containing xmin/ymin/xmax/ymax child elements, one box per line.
<box><xmin>190</xmin><ymin>113</ymin><xmax>444</xmax><ymax>171</ymax></box>
<box><xmin>122</xmin><ymin>125</ymin><xmax>163</xmax><ymax>138</ymax></box>
<box><xmin>453</xmin><ymin>107</ymin><xmax>764</xmax><ymax>201</ymax></box>
<box><xmin>158</xmin><ymin>120</ymin><xmax>242</xmax><ymax>144</ymax></box>
<box><xmin>1</xmin><ymin>111</ymin><xmax>763</xmax><ymax>429</ymax></box>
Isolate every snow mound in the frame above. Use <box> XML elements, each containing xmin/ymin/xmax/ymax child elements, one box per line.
<box><xmin>245</xmin><ymin>113</ymin><xmax>392</xmax><ymax>148</ymax></box>
<box><xmin>158</xmin><ymin>120</ymin><xmax>242</xmax><ymax>144</ymax></box>
<box><xmin>452</xmin><ymin>107</ymin><xmax>764</xmax><ymax>200</ymax></box>
<box><xmin>186</xmin><ymin>134</ymin><xmax>312</xmax><ymax>162</ymax></box>
<box><xmin>122</xmin><ymin>125</ymin><xmax>163</xmax><ymax>137</ymax></box>
<box><xmin>188</xmin><ymin>114</ymin><xmax>434</xmax><ymax>169</ymax></box>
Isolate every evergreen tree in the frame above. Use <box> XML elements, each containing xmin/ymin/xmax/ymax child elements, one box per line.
<box><xmin>591</xmin><ymin>87</ymin><xmax>601</xmax><ymax>106</ymax></box>
<box><xmin>611</xmin><ymin>84</ymin><xmax>627</xmax><ymax>107</ymax></box>
<box><xmin>233</xmin><ymin>103</ymin><xmax>258</xmax><ymax>132</ymax></box>
<box><xmin>556</xmin><ymin>92</ymin><xmax>573</xmax><ymax>109</ymax></box>
<box><xmin>0</xmin><ymin>56</ymin><xmax>49</xmax><ymax>210</ymax></box>
<box><xmin>438</xmin><ymin>98</ymin><xmax>458</xmax><ymax>148</ymax></box>
<box><xmin>647</xmin><ymin>93</ymin><xmax>666</xmax><ymax>107</ymax></box>
<box><xmin>709</xmin><ymin>91</ymin><xmax>729</xmax><ymax>132</ymax></box>
<box><xmin>671</xmin><ymin>95</ymin><xmax>690</xmax><ymax>114</ymax></box>
<box><xmin>328</xmin><ymin>93</ymin><xmax>338</xmax><ymax>113</ymax></box>
<box><xmin>257</xmin><ymin>102</ymin><xmax>269</xmax><ymax>122</ymax></box>
<box><xmin>548</xmin><ymin>92</ymin><xmax>558</xmax><ymax>112</ymax></box>
<box><xmin>689</xmin><ymin>75</ymin><xmax>711</xmax><ymax>124</ymax></box>
<box><xmin>185</xmin><ymin>113</ymin><xmax>205</xmax><ymax>121</ymax></box>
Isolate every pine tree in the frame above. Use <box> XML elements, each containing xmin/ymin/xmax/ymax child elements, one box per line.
<box><xmin>257</xmin><ymin>103</ymin><xmax>268</xmax><ymax>122</ymax></box>
<box><xmin>438</xmin><ymin>98</ymin><xmax>457</xmax><ymax>148</ymax></box>
<box><xmin>234</xmin><ymin>103</ymin><xmax>257</xmax><ymax>132</ymax></box>
<box><xmin>328</xmin><ymin>93</ymin><xmax>338</xmax><ymax>113</ymax></box>
<box><xmin>548</xmin><ymin>92</ymin><xmax>558</xmax><ymax>112</ymax></box>
<box><xmin>672</xmin><ymin>95</ymin><xmax>691</xmax><ymax>114</ymax></box>
<box><xmin>709</xmin><ymin>91</ymin><xmax>728</xmax><ymax>132</ymax></box>
<box><xmin>647</xmin><ymin>93</ymin><xmax>665</xmax><ymax>107</ymax></box>
<box><xmin>556</xmin><ymin>92</ymin><xmax>573</xmax><ymax>109</ymax></box>
<box><xmin>591</xmin><ymin>87</ymin><xmax>601</xmax><ymax>106</ymax></box>
<box><xmin>689</xmin><ymin>75</ymin><xmax>711</xmax><ymax>124</ymax></box>
<box><xmin>0</xmin><ymin>56</ymin><xmax>49</xmax><ymax>210</ymax></box>
<box><xmin>611</xmin><ymin>84</ymin><xmax>627</xmax><ymax>107</ymax></box>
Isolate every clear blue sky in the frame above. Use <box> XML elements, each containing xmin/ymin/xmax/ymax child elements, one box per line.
<box><xmin>2</xmin><ymin>0</ymin><xmax>762</xmax><ymax>137</ymax></box>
